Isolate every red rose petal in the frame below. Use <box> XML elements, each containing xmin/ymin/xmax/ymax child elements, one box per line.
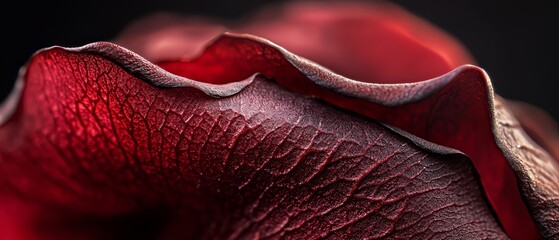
<box><xmin>241</xmin><ymin>1</ymin><xmax>475</xmax><ymax>84</ymax></box>
<box><xmin>115</xmin><ymin>1</ymin><xmax>556</xmax><ymax>237</ymax></box>
<box><xmin>117</xmin><ymin>2</ymin><xmax>474</xmax><ymax>85</ymax></box>
<box><xmin>2</xmin><ymin>1</ymin><xmax>557</xmax><ymax>239</ymax></box>
<box><xmin>114</xmin><ymin>13</ymin><xmax>226</xmax><ymax>62</ymax></box>
<box><xmin>0</xmin><ymin>45</ymin><xmax>507</xmax><ymax>239</ymax></box>
<box><xmin>507</xmin><ymin>100</ymin><xmax>559</xmax><ymax>162</ymax></box>
<box><xmin>156</xmin><ymin>34</ymin><xmax>555</xmax><ymax>239</ymax></box>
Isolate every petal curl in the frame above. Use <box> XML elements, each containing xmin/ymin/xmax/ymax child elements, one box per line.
<box><xmin>156</xmin><ymin>33</ymin><xmax>558</xmax><ymax>240</ymax></box>
<box><xmin>113</xmin><ymin>2</ymin><xmax>556</xmax><ymax>237</ymax></box>
<box><xmin>116</xmin><ymin>1</ymin><xmax>475</xmax><ymax>84</ymax></box>
<box><xmin>507</xmin><ymin>100</ymin><xmax>559</xmax><ymax>162</ymax></box>
<box><xmin>0</xmin><ymin>43</ymin><xmax>507</xmax><ymax>239</ymax></box>
<box><xmin>2</xmin><ymin>1</ymin><xmax>557</xmax><ymax>239</ymax></box>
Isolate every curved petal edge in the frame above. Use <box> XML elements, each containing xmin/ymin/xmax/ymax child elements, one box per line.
<box><xmin>1</xmin><ymin>33</ymin><xmax>557</xmax><ymax>239</ymax></box>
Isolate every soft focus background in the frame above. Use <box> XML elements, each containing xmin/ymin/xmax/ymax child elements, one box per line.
<box><xmin>2</xmin><ymin>0</ymin><xmax>557</xmax><ymax>120</ymax></box>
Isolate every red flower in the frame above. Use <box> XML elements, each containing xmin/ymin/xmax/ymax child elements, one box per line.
<box><xmin>1</xmin><ymin>1</ymin><xmax>557</xmax><ymax>239</ymax></box>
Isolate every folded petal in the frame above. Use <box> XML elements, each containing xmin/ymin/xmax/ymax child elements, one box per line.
<box><xmin>0</xmin><ymin>43</ymin><xmax>506</xmax><ymax>239</ymax></box>
<box><xmin>116</xmin><ymin>2</ymin><xmax>474</xmax><ymax>84</ymax></box>
<box><xmin>507</xmin><ymin>100</ymin><xmax>559</xmax><ymax>161</ymax></box>
<box><xmin>2</xmin><ymin>1</ymin><xmax>556</xmax><ymax>239</ymax></box>
<box><xmin>155</xmin><ymin>34</ymin><xmax>557</xmax><ymax>239</ymax></box>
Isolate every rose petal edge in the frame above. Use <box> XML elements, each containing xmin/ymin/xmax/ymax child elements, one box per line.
<box><xmin>2</xmin><ymin>33</ymin><xmax>557</xmax><ymax>238</ymax></box>
<box><xmin>0</xmin><ymin>33</ymin><xmax>472</xmax><ymax>125</ymax></box>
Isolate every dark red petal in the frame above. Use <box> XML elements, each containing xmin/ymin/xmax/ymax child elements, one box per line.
<box><xmin>114</xmin><ymin>13</ymin><xmax>226</xmax><ymax>62</ymax></box>
<box><xmin>241</xmin><ymin>1</ymin><xmax>475</xmax><ymax>84</ymax></box>
<box><xmin>507</xmin><ymin>100</ymin><xmax>559</xmax><ymax>162</ymax></box>
<box><xmin>118</xmin><ymin>3</ymin><xmax>559</xmax><ymax>238</ymax></box>
<box><xmin>495</xmin><ymin>99</ymin><xmax>559</xmax><ymax>238</ymax></box>
<box><xmin>156</xmin><ymin>33</ymin><xmax>556</xmax><ymax>239</ymax></box>
<box><xmin>117</xmin><ymin>2</ymin><xmax>474</xmax><ymax>84</ymax></box>
<box><xmin>0</xmin><ymin>44</ymin><xmax>506</xmax><ymax>239</ymax></box>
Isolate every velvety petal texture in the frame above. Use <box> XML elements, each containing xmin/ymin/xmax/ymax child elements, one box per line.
<box><xmin>1</xmin><ymin>1</ymin><xmax>557</xmax><ymax>240</ymax></box>
<box><xmin>0</xmin><ymin>41</ymin><xmax>507</xmax><ymax>240</ymax></box>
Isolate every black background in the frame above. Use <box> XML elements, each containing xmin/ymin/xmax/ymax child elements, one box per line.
<box><xmin>2</xmin><ymin>0</ymin><xmax>557</xmax><ymax>120</ymax></box>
